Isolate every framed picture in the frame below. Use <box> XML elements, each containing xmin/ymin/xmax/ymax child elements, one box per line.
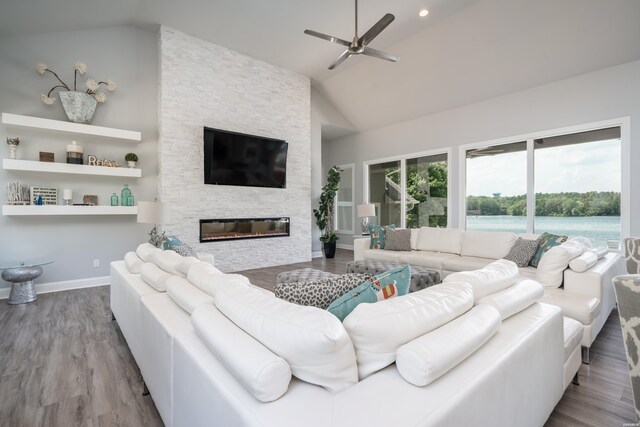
<box><xmin>83</xmin><ymin>195</ymin><xmax>98</xmax><ymax>206</ymax></box>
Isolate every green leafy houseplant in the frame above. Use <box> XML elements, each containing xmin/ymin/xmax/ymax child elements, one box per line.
<box><xmin>125</xmin><ymin>153</ymin><xmax>138</xmax><ymax>162</ymax></box>
<box><xmin>314</xmin><ymin>166</ymin><xmax>342</xmax><ymax>254</ymax></box>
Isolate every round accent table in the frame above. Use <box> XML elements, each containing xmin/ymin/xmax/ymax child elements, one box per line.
<box><xmin>0</xmin><ymin>261</ymin><xmax>53</xmax><ymax>305</ymax></box>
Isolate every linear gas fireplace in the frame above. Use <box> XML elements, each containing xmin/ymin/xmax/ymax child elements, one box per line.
<box><xmin>200</xmin><ymin>217</ymin><xmax>290</xmax><ymax>243</ymax></box>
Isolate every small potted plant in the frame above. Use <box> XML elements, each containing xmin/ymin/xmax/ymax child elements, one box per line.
<box><xmin>125</xmin><ymin>153</ymin><xmax>138</xmax><ymax>168</ymax></box>
<box><xmin>313</xmin><ymin>165</ymin><xmax>342</xmax><ymax>258</ymax></box>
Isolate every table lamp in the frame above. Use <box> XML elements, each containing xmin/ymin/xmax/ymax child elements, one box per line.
<box><xmin>357</xmin><ymin>204</ymin><xmax>376</xmax><ymax>235</ymax></box>
<box><xmin>137</xmin><ymin>201</ymin><xmax>168</xmax><ymax>247</ymax></box>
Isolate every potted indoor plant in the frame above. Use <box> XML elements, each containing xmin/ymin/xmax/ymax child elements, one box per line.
<box><xmin>36</xmin><ymin>61</ymin><xmax>117</xmax><ymax>124</ymax></box>
<box><xmin>314</xmin><ymin>165</ymin><xmax>342</xmax><ymax>258</ymax></box>
<box><xmin>125</xmin><ymin>153</ymin><xmax>138</xmax><ymax>168</ymax></box>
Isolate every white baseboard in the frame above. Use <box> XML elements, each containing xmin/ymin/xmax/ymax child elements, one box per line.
<box><xmin>336</xmin><ymin>244</ymin><xmax>354</xmax><ymax>251</ymax></box>
<box><xmin>0</xmin><ymin>275</ymin><xmax>110</xmax><ymax>300</ymax></box>
<box><xmin>312</xmin><ymin>250</ymin><xmax>324</xmax><ymax>258</ymax></box>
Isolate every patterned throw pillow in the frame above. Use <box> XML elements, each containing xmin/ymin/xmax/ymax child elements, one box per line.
<box><xmin>274</xmin><ymin>274</ymin><xmax>372</xmax><ymax>309</ymax></box>
<box><xmin>504</xmin><ymin>237</ymin><xmax>540</xmax><ymax>267</ymax></box>
<box><xmin>328</xmin><ymin>265</ymin><xmax>412</xmax><ymax>321</ymax></box>
<box><xmin>164</xmin><ymin>235</ymin><xmax>197</xmax><ymax>257</ymax></box>
<box><xmin>384</xmin><ymin>229</ymin><xmax>412</xmax><ymax>251</ymax></box>
<box><xmin>530</xmin><ymin>232</ymin><xmax>568</xmax><ymax>267</ymax></box>
<box><xmin>369</xmin><ymin>224</ymin><xmax>396</xmax><ymax>249</ymax></box>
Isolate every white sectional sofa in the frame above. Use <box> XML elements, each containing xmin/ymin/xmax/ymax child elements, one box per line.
<box><xmin>110</xmin><ymin>243</ymin><xmax>583</xmax><ymax>427</ymax></box>
<box><xmin>354</xmin><ymin>227</ymin><xmax>624</xmax><ymax>358</ymax></box>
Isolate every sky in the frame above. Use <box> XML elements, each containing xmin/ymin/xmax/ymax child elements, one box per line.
<box><xmin>466</xmin><ymin>139</ymin><xmax>621</xmax><ymax>196</ymax></box>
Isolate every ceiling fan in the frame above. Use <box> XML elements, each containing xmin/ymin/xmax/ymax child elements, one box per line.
<box><xmin>304</xmin><ymin>0</ymin><xmax>399</xmax><ymax>70</ymax></box>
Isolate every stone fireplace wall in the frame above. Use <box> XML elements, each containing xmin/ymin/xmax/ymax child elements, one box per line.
<box><xmin>159</xmin><ymin>27</ymin><xmax>311</xmax><ymax>272</ymax></box>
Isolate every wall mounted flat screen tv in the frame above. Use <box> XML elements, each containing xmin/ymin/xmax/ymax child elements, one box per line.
<box><xmin>204</xmin><ymin>127</ymin><xmax>288</xmax><ymax>189</ymax></box>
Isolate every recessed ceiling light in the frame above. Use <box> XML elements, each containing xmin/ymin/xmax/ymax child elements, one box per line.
<box><xmin>419</xmin><ymin>9</ymin><xmax>429</xmax><ymax>17</ymax></box>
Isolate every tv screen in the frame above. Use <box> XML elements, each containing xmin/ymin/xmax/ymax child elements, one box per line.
<box><xmin>204</xmin><ymin>127</ymin><xmax>288</xmax><ymax>189</ymax></box>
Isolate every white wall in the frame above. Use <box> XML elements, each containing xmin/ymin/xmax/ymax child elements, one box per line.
<box><xmin>0</xmin><ymin>26</ymin><xmax>158</xmax><ymax>286</ymax></box>
<box><xmin>324</xmin><ymin>60</ymin><xmax>640</xmax><ymax>246</ymax></box>
<box><xmin>159</xmin><ymin>27</ymin><xmax>311</xmax><ymax>272</ymax></box>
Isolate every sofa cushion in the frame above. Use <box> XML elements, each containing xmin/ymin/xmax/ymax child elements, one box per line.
<box><xmin>530</xmin><ymin>232</ymin><xmax>568</xmax><ymax>267</ymax></box>
<box><xmin>151</xmin><ymin>249</ymin><xmax>187</xmax><ymax>276</ymax></box>
<box><xmin>369</xmin><ymin>224</ymin><xmax>396</xmax><ymax>249</ymax></box>
<box><xmin>504</xmin><ymin>237</ymin><xmax>540</xmax><ymax>267</ymax></box>
<box><xmin>166</xmin><ymin>276</ymin><xmax>215</xmax><ymax>314</ymax></box>
<box><xmin>124</xmin><ymin>251</ymin><xmax>144</xmax><ymax>274</ymax></box>
<box><xmin>274</xmin><ymin>274</ymin><xmax>371</xmax><ymax>310</ymax></box>
<box><xmin>192</xmin><ymin>304</ymin><xmax>292</xmax><ymax>402</ymax></box>
<box><xmin>536</xmin><ymin>242</ymin><xmax>583</xmax><ymax>288</ymax></box>
<box><xmin>443</xmin><ymin>259</ymin><xmax>519</xmax><ymax>302</ymax></box>
<box><xmin>410</xmin><ymin>228</ymin><xmax>420</xmax><ymax>250</ymax></box>
<box><xmin>136</xmin><ymin>242</ymin><xmax>162</xmax><ymax>262</ymax></box>
<box><xmin>385</xmin><ymin>229</ymin><xmax>412</xmax><ymax>251</ymax></box>
<box><xmin>342</xmin><ymin>282</ymin><xmax>473</xmax><ymax>379</ymax></box>
<box><xmin>363</xmin><ymin>249</ymin><xmax>405</xmax><ymax>262</ymax></box>
<box><xmin>175</xmin><ymin>256</ymin><xmax>201</xmax><ymax>277</ymax></box>
<box><xmin>476</xmin><ymin>280</ymin><xmax>544</xmax><ymax>320</ymax></box>
<box><xmin>568</xmin><ymin>251</ymin><xmax>599</xmax><ymax>273</ymax></box>
<box><xmin>214</xmin><ymin>284</ymin><xmax>358</xmax><ymax>393</ymax></box>
<box><xmin>140</xmin><ymin>262</ymin><xmax>172</xmax><ymax>292</ymax></box>
<box><xmin>563</xmin><ymin>317</ymin><xmax>584</xmax><ymax>362</ymax></box>
<box><xmin>396</xmin><ymin>305</ymin><xmax>501</xmax><ymax>386</ymax></box>
<box><xmin>541</xmin><ymin>288</ymin><xmax>601</xmax><ymax>325</ymax></box>
<box><xmin>441</xmin><ymin>256</ymin><xmax>495</xmax><ymax>273</ymax></box>
<box><xmin>416</xmin><ymin>227</ymin><xmax>464</xmax><ymax>254</ymax></box>
<box><xmin>399</xmin><ymin>251</ymin><xmax>459</xmax><ymax>270</ymax></box>
<box><xmin>187</xmin><ymin>262</ymin><xmax>250</xmax><ymax>297</ymax></box>
<box><xmin>328</xmin><ymin>266</ymin><xmax>411</xmax><ymax>322</ymax></box>
<box><xmin>461</xmin><ymin>230</ymin><xmax>516</xmax><ymax>260</ymax></box>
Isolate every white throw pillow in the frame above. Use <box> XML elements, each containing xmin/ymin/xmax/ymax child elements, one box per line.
<box><xmin>140</xmin><ymin>262</ymin><xmax>172</xmax><ymax>292</ymax></box>
<box><xmin>166</xmin><ymin>276</ymin><xmax>215</xmax><ymax>314</ymax></box>
<box><xmin>215</xmin><ymin>283</ymin><xmax>358</xmax><ymax>393</ymax></box>
<box><xmin>410</xmin><ymin>228</ymin><xmax>420</xmax><ymax>250</ymax></box>
<box><xmin>175</xmin><ymin>256</ymin><xmax>200</xmax><ymax>277</ymax></box>
<box><xmin>136</xmin><ymin>242</ymin><xmax>162</xmax><ymax>262</ymax></box>
<box><xmin>536</xmin><ymin>241</ymin><xmax>583</xmax><ymax>288</ymax></box>
<box><xmin>461</xmin><ymin>230</ymin><xmax>516</xmax><ymax>260</ymax></box>
<box><xmin>343</xmin><ymin>282</ymin><xmax>473</xmax><ymax>379</ymax></box>
<box><xmin>151</xmin><ymin>249</ymin><xmax>185</xmax><ymax>275</ymax></box>
<box><xmin>124</xmin><ymin>251</ymin><xmax>143</xmax><ymax>274</ymax></box>
<box><xmin>476</xmin><ymin>279</ymin><xmax>543</xmax><ymax>320</ymax></box>
<box><xmin>396</xmin><ymin>305</ymin><xmax>501</xmax><ymax>386</ymax></box>
<box><xmin>192</xmin><ymin>304</ymin><xmax>292</xmax><ymax>402</ymax></box>
<box><xmin>568</xmin><ymin>251</ymin><xmax>599</xmax><ymax>273</ymax></box>
<box><xmin>416</xmin><ymin>227</ymin><xmax>464</xmax><ymax>254</ymax></box>
<box><xmin>443</xmin><ymin>259</ymin><xmax>519</xmax><ymax>302</ymax></box>
<box><xmin>187</xmin><ymin>262</ymin><xmax>250</xmax><ymax>297</ymax></box>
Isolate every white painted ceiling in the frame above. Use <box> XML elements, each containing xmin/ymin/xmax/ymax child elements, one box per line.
<box><xmin>2</xmin><ymin>0</ymin><xmax>640</xmax><ymax>133</ymax></box>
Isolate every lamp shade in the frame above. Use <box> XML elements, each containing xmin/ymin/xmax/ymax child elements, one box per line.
<box><xmin>137</xmin><ymin>201</ymin><xmax>167</xmax><ymax>224</ymax></box>
<box><xmin>357</xmin><ymin>204</ymin><xmax>376</xmax><ymax>218</ymax></box>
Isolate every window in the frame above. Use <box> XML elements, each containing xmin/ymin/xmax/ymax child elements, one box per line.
<box><xmin>462</xmin><ymin>124</ymin><xmax>624</xmax><ymax>248</ymax></box>
<box><xmin>335</xmin><ymin>164</ymin><xmax>354</xmax><ymax>233</ymax></box>
<box><xmin>366</xmin><ymin>151</ymin><xmax>449</xmax><ymax>228</ymax></box>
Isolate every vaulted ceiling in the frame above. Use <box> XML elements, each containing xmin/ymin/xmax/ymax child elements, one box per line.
<box><xmin>2</xmin><ymin>0</ymin><xmax>640</xmax><ymax>134</ymax></box>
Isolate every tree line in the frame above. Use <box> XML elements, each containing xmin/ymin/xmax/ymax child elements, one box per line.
<box><xmin>467</xmin><ymin>192</ymin><xmax>620</xmax><ymax>217</ymax></box>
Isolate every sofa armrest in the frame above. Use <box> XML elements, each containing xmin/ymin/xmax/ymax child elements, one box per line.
<box><xmin>354</xmin><ymin>238</ymin><xmax>371</xmax><ymax>261</ymax></box>
<box><xmin>196</xmin><ymin>252</ymin><xmax>215</xmax><ymax>266</ymax></box>
<box><xmin>563</xmin><ymin>253</ymin><xmax>623</xmax><ymax>299</ymax></box>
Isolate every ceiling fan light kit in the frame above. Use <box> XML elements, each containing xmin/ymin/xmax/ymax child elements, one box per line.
<box><xmin>304</xmin><ymin>0</ymin><xmax>399</xmax><ymax>70</ymax></box>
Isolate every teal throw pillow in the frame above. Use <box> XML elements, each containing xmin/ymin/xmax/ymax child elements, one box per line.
<box><xmin>369</xmin><ymin>224</ymin><xmax>396</xmax><ymax>249</ymax></box>
<box><xmin>530</xmin><ymin>232</ymin><xmax>567</xmax><ymax>267</ymax></box>
<box><xmin>163</xmin><ymin>235</ymin><xmax>182</xmax><ymax>250</ymax></box>
<box><xmin>327</xmin><ymin>265</ymin><xmax>411</xmax><ymax>321</ymax></box>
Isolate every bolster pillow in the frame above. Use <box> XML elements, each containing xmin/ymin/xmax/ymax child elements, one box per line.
<box><xmin>443</xmin><ymin>259</ymin><xmax>519</xmax><ymax>302</ymax></box>
<box><xmin>124</xmin><ymin>251</ymin><xmax>144</xmax><ymax>274</ymax></box>
<box><xmin>476</xmin><ymin>279</ymin><xmax>543</xmax><ymax>320</ymax></box>
<box><xmin>136</xmin><ymin>243</ymin><xmax>162</xmax><ymax>262</ymax></box>
<box><xmin>568</xmin><ymin>251</ymin><xmax>599</xmax><ymax>273</ymax></box>
<box><xmin>140</xmin><ymin>262</ymin><xmax>172</xmax><ymax>292</ymax></box>
<box><xmin>187</xmin><ymin>262</ymin><xmax>250</xmax><ymax>297</ymax></box>
<box><xmin>192</xmin><ymin>304</ymin><xmax>292</xmax><ymax>402</ymax></box>
<box><xmin>396</xmin><ymin>305</ymin><xmax>501</xmax><ymax>386</ymax></box>
<box><xmin>166</xmin><ymin>276</ymin><xmax>214</xmax><ymax>314</ymax></box>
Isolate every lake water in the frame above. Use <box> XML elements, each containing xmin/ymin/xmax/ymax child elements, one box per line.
<box><xmin>466</xmin><ymin>216</ymin><xmax>620</xmax><ymax>248</ymax></box>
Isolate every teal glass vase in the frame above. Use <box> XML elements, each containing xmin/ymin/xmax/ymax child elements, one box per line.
<box><xmin>121</xmin><ymin>184</ymin><xmax>132</xmax><ymax>206</ymax></box>
<box><xmin>110</xmin><ymin>193</ymin><xmax>119</xmax><ymax>206</ymax></box>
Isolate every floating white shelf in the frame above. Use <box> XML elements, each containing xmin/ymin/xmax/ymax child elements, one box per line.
<box><xmin>3</xmin><ymin>159</ymin><xmax>142</xmax><ymax>178</ymax></box>
<box><xmin>2</xmin><ymin>205</ymin><xmax>138</xmax><ymax>216</ymax></box>
<box><xmin>2</xmin><ymin>113</ymin><xmax>141</xmax><ymax>142</ymax></box>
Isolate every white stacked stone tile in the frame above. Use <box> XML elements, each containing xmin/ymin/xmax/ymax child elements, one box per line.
<box><xmin>159</xmin><ymin>27</ymin><xmax>312</xmax><ymax>272</ymax></box>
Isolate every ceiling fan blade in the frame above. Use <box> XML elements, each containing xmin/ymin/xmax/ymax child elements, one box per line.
<box><xmin>328</xmin><ymin>50</ymin><xmax>352</xmax><ymax>70</ymax></box>
<box><xmin>304</xmin><ymin>29</ymin><xmax>351</xmax><ymax>47</ymax></box>
<box><xmin>358</xmin><ymin>13</ymin><xmax>395</xmax><ymax>46</ymax></box>
<box><xmin>362</xmin><ymin>46</ymin><xmax>398</xmax><ymax>62</ymax></box>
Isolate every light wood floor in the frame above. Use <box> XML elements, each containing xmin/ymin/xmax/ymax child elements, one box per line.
<box><xmin>0</xmin><ymin>249</ymin><xmax>635</xmax><ymax>426</ymax></box>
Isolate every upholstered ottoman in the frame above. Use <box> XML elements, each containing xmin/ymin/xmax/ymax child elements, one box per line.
<box><xmin>346</xmin><ymin>260</ymin><xmax>441</xmax><ymax>292</ymax></box>
<box><xmin>276</xmin><ymin>268</ymin><xmax>339</xmax><ymax>284</ymax></box>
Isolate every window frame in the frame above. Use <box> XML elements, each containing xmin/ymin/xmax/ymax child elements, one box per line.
<box><xmin>458</xmin><ymin>117</ymin><xmax>630</xmax><ymax>246</ymax></box>
<box><xmin>363</xmin><ymin>148</ymin><xmax>452</xmax><ymax>229</ymax></box>
<box><xmin>334</xmin><ymin>163</ymin><xmax>355</xmax><ymax>235</ymax></box>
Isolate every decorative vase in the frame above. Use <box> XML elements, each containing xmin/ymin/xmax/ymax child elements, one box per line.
<box><xmin>121</xmin><ymin>184</ymin><xmax>132</xmax><ymax>206</ymax></box>
<box><xmin>323</xmin><ymin>241</ymin><xmax>337</xmax><ymax>259</ymax></box>
<box><xmin>59</xmin><ymin>91</ymin><xmax>97</xmax><ymax>124</ymax></box>
<box><xmin>127</xmin><ymin>161</ymin><xmax>136</xmax><ymax>168</ymax></box>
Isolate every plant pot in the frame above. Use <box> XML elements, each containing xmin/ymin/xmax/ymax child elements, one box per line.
<box><xmin>127</xmin><ymin>161</ymin><xmax>136</xmax><ymax>168</ymax></box>
<box><xmin>59</xmin><ymin>91</ymin><xmax>97</xmax><ymax>124</ymax></box>
<box><xmin>323</xmin><ymin>241</ymin><xmax>337</xmax><ymax>259</ymax></box>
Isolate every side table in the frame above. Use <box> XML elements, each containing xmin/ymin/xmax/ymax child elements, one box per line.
<box><xmin>0</xmin><ymin>261</ymin><xmax>53</xmax><ymax>305</ymax></box>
